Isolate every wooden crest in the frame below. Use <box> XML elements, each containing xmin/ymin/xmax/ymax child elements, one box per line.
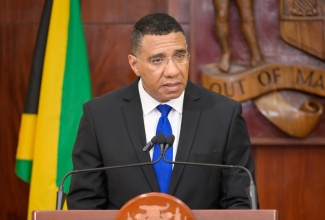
<box><xmin>279</xmin><ymin>0</ymin><xmax>325</xmax><ymax>60</ymax></box>
<box><xmin>114</xmin><ymin>193</ymin><xmax>195</xmax><ymax>220</ymax></box>
<box><xmin>201</xmin><ymin>0</ymin><xmax>325</xmax><ymax>139</ymax></box>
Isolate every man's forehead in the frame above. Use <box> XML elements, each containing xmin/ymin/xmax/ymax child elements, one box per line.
<box><xmin>141</xmin><ymin>32</ymin><xmax>186</xmax><ymax>44</ymax></box>
<box><xmin>139</xmin><ymin>33</ymin><xmax>187</xmax><ymax>54</ymax></box>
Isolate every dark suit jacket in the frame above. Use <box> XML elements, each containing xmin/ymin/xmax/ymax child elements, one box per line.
<box><xmin>67</xmin><ymin>78</ymin><xmax>256</xmax><ymax>210</ymax></box>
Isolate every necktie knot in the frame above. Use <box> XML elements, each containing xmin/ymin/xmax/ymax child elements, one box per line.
<box><xmin>157</xmin><ymin>104</ymin><xmax>172</xmax><ymax>118</ymax></box>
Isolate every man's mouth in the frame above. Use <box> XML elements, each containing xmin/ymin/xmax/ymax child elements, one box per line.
<box><xmin>163</xmin><ymin>82</ymin><xmax>181</xmax><ymax>92</ymax></box>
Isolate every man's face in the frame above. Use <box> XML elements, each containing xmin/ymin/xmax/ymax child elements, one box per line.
<box><xmin>128</xmin><ymin>32</ymin><xmax>189</xmax><ymax>103</ymax></box>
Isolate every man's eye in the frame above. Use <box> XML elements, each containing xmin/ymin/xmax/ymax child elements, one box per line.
<box><xmin>150</xmin><ymin>58</ymin><xmax>164</xmax><ymax>64</ymax></box>
<box><xmin>175</xmin><ymin>53</ymin><xmax>185</xmax><ymax>60</ymax></box>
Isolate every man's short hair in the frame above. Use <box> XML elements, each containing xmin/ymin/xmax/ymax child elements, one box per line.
<box><xmin>131</xmin><ymin>13</ymin><xmax>186</xmax><ymax>55</ymax></box>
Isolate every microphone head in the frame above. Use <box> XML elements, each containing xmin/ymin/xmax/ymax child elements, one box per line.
<box><xmin>151</xmin><ymin>136</ymin><xmax>157</xmax><ymax>143</ymax></box>
<box><xmin>166</xmin><ymin>134</ymin><xmax>175</xmax><ymax>146</ymax></box>
<box><xmin>156</xmin><ymin>133</ymin><xmax>166</xmax><ymax>145</ymax></box>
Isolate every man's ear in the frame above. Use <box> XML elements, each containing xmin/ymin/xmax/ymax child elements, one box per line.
<box><xmin>128</xmin><ymin>54</ymin><xmax>140</xmax><ymax>76</ymax></box>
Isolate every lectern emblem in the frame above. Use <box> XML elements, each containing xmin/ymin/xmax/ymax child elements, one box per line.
<box><xmin>114</xmin><ymin>193</ymin><xmax>195</xmax><ymax>220</ymax></box>
<box><xmin>126</xmin><ymin>204</ymin><xmax>184</xmax><ymax>220</ymax></box>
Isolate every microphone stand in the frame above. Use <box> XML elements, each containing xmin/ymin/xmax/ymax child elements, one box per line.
<box><xmin>162</xmin><ymin>137</ymin><xmax>258</xmax><ymax>210</ymax></box>
<box><xmin>56</xmin><ymin>145</ymin><xmax>165</xmax><ymax>210</ymax></box>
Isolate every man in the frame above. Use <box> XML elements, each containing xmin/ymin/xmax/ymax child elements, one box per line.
<box><xmin>67</xmin><ymin>13</ymin><xmax>256</xmax><ymax>209</ymax></box>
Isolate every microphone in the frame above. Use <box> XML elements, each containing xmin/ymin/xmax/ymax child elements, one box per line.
<box><xmin>142</xmin><ymin>135</ymin><xmax>158</xmax><ymax>152</ymax></box>
<box><xmin>164</xmin><ymin>134</ymin><xmax>175</xmax><ymax>153</ymax></box>
<box><xmin>156</xmin><ymin>133</ymin><xmax>166</xmax><ymax>155</ymax></box>
<box><xmin>162</xmin><ymin>134</ymin><xmax>258</xmax><ymax>210</ymax></box>
<box><xmin>56</xmin><ymin>135</ymin><xmax>164</xmax><ymax>210</ymax></box>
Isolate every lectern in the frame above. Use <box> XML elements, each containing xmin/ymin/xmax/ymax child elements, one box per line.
<box><xmin>32</xmin><ymin>193</ymin><xmax>278</xmax><ymax>220</ymax></box>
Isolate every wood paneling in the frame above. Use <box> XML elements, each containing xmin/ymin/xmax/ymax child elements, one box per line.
<box><xmin>82</xmin><ymin>0</ymin><xmax>168</xmax><ymax>23</ymax></box>
<box><xmin>0</xmin><ymin>23</ymin><xmax>38</xmax><ymax>220</ymax></box>
<box><xmin>84</xmin><ymin>24</ymin><xmax>135</xmax><ymax>96</ymax></box>
<box><xmin>0</xmin><ymin>0</ymin><xmax>44</xmax><ymax>23</ymax></box>
<box><xmin>252</xmin><ymin>145</ymin><xmax>325</xmax><ymax>220</ymax></box>
<box><xmin>1</xmin><ymin>1</ymin><xmax>324</xmax><ymax>220</ymax></box>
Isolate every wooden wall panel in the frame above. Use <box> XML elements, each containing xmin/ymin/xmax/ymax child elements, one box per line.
<box><xmin>0</xmin><ymin>24</ymin><xmax>39</xmax><ymax>220</ymax></box>
<box><xmin>0</xmin><ymin>0</ymin><xmax>44</xmax><ymax>23</ymax></box>
<box><xmin>1</xmin><ymin>1</ymin><xmax>324</xmax><ymax>220</ymax></box>
<box><xmin>167</xmin><ymin>0</ymin><xmax>190</xmax><ymax>23</ymax></box>
<box><xmin>82</xmin><ymin>0</ymin><xmax>168</xmax><ymax>23</ymax></box>
<box><xmin>84</xmin><ymin>24</ymin><xmax>135</xmax><ymax>96</ymax></box>
<box><xmin>0</xmin><ymin>1</ymin><xmax>43</xmax><ymax>219</ymax></box>
<box><xmin>252</xmin><ymin>145</ymin><xmax>325</xmax><ymax>220</ymax></box>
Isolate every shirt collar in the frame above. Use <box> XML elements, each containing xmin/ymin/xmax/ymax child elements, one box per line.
<box><xmin>138</xmin><ymin>78</ymin><xmax>184</xmax><ymax>115</ymax></box>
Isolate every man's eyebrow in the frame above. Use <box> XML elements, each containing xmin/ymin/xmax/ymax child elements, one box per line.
<box><xmin>175</xmin><ymin>49</ymin><xmax>187</xmax><ymax>54</ymax></box>
<box><xmin>147</xmin><ymin>49</ymin><xmax>187</xmax><ymax>60</ymax></box>
<box><xmin>148</xmin><ymin>53</ymin><xmax>165</xmax><ymax>60</ymax></box>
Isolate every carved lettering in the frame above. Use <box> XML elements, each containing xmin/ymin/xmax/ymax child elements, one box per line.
<box><xmin>209</xmin><ymin>80</ymin><xmax>245</xmax><ymax>97</ymax></box>
<box><xmin>272</xmin><ymin>68</ymin><xmax>281</xmax><ymax>83</ymax></box>
<box><xmin>258</xmin><ymin>71</ymin><xmax>271</xmax><ymax>86</ymax></box>
<box><xmin>237</xmin><ymin>79</ymin><xmax>245</xmax><ymax>95</ymax></box>
<box><xmin>296</xmin><ymin>69</ymin><xmax>324</xmax><ymax>90</ymax></box>
<box><xmin>224</xmin><ymin>82</ymin><xmax>235</xmax><ymax>97</ymax></box>
<box><xmin>209</xmin><ymin>82</ymin><xmax>222</xmax><ymax>93</ymax></box>
<box><xmin>296</xmin><ymin>69</ymin><xmax>313</xmax><ymax>86</ymax></box>
<box><xmin>258</xmin><ymin>68</ymin><xmax>282</xmax><ymax>86</ymax></box>
<box><xmin>201</xmin><ymin>63</ymin><xmax>325</xmax><ymax>102</ymax></box>
<box><xmin>312</xmin><ymin>75</ymin><xmax>324</xmax><ymax>90</ymax></box>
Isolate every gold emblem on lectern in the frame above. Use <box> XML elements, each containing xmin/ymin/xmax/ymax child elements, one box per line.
<box><xmin>126</xmin><ymin>204</ymin><xmax>185</xmax><ymax>220</ymax></box>
<box><xmin>114</xmin><ymin>193</ymin><xmax>195</xmax><ymax>220</ymax></box>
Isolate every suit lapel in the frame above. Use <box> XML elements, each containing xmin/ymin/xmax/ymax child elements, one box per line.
<box><xmin>121</xmin><ymin>79</ymin><xmax>160</xmax><ymax>191</ymax></box>
<box><xmin>168</xmin><ymin>81</ymin><xmax>201</xmax><ymax>194</ymax></box>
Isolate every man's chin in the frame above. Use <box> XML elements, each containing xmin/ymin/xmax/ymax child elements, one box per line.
<box><xmin>160</xmin><ymin>92</ymin><xmax>183</xmax><ymax>102</ymax></box>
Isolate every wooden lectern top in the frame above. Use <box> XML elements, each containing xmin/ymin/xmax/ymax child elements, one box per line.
<box><xmin>33</xmin><ymin>193</ymin><xmax>278</xmax><ymax>220</ymax></box>
<box><xmin>33</xmin><ymin>209</ymin><xmax>277</xmax><ymax>220</ymax></box>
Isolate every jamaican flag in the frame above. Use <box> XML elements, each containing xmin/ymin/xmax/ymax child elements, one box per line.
<box><xmin>15</xmin><ymin>0</ymin><xmax>92</xmax><ymax>218</ymax></box>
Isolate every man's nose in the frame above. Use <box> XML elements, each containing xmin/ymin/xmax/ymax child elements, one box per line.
<box><xmin>163</xmin><ymin>58</ymin><xmax>180</xmax><ymax>77</ymax></box>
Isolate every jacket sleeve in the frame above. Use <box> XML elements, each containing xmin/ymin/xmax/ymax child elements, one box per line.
<box><xmin>67</xmin><ymin>103</ymin><xmax>109</xmax><ymax>209</ymax></box>
<box><xmin>218</xmin><ymin>103</ymin><xmax>257</xmax><ymax>209</ymax></box>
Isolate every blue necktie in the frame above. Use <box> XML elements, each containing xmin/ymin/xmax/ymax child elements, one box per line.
<box><xmin>152</xmin><ymin>104</ymin><xmax>173</xmax><ymax>193</ymax></box>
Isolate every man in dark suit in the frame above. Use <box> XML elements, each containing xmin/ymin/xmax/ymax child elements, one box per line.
<box><xmin>67</xmin><ymin>12</ymin><xmax>256</xmax><ymax>210</ymax></box>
